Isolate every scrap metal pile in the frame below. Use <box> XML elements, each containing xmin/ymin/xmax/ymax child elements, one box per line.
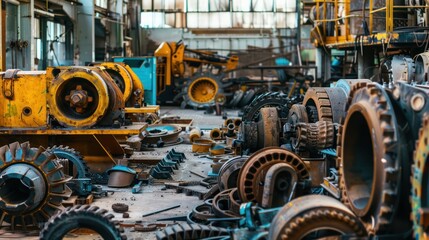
<box><xmin>0</xmin><ymin>52</ymin><xmax>428</xmax><ymax>239</ymax></box>
<box><xmin>156</xmin><ymin>55</ymin><xmax>429</xmax><ymax>239</ymax></box>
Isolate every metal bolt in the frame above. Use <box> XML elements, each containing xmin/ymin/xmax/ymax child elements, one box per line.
<box><xmin>411</xmin><ymin>93</ymin><xmax>425</xmax><ymax>112</ymax></box>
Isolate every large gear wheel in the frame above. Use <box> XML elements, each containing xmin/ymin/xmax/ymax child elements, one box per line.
<box><xmin>303</xmin><ymin>88</ymin><xmax>333</xmax><ymax>122</ymax></box>
<box><xmin>338</xmin><ymin>82</ymin><xmax>404</xmax><ymax>234</ymax></box>
<box><xmin>237</xmin><ymin>147</ymin><xmax>310</xmax><ymax>204</ymax></box>
<box><xmin>183</xmin><ymin>73</ymin><xmax>223</xmax><ymax>108</ymax></box>
<box><xmin>0</xmin><ymin>142</ymin><xmax>72</xmax><ymax>229</ymax></box>
<box><xmin>47</xmin><ymin>145</ymin><xmax>90</xmax><ymax>178</ymax></box>
<box><xmin>268</xmin><ymin>195</ymin><xmax>367</xmax><ymax>239</ymax></box>
<box><xmin>40</xmin><ymin>205</ymin><xmax>126</xmax><ymax>240</ymax></box>
<box><xmin>242</xmin><ymin>92</ymin><xmax>291</xmax><ymax>122</ymax></box>
<box><xmin>156</xmin><ymin>223</ymin><xmax>229</xmax><ymax>240</ymax></box>
<box><xmin>411</xmin><ymin>116</ymin><xmax>429</xmax><ymax>239</ymax></box>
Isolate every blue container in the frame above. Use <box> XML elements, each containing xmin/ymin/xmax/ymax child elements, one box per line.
<box><xmin>113</xmin><ymin>57</ymin><xmax>157</xmax><ymax>105</ymax></box>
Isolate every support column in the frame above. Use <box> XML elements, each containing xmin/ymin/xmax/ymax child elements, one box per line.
<box><xmin>75</xmin><ymin>0</ymin><xmax>94</xmax><ymax>65</ymax></box>
<box><xmin>316</xmin><ymin>47</ymin><xmax>331</xmax><ymax>82</ymax></box>
<box><xmin>357</xmin><ymin>50</ymin><xmax>373</xmax><ymax>79</ymax></box>
<box><xmin>20</xmin><ymin>0</ymin><xmax>35</xmax><ymax>70</ymax></box>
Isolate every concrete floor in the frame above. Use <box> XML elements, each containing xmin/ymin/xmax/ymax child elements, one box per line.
<box><xmin>1</xmin><ymin>106</ymin><xmax>240</xmax><ymax>239</ymax></box>
<box><xmin>95</xmin><ymin>107</ymin><xmax>241</xmax><ymax>239</ymax></box>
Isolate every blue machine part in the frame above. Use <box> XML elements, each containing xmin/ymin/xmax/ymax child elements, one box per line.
<box><xmin>106</xmin><ymin>165</ymin><xmax>137</xmax><ymax>175</ymax></box>
<box><xmin>114</xmin><ymin>57</ymin><xmax>157</xmax><ymax>105</ymax></box>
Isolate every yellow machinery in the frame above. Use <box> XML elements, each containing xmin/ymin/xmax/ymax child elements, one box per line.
<box><xmin>310</xmin><ymin>0</ymin><xmax>429</xmax><ymax>80</ymax></box>
<box><xmin>0</xmin><ymin>66</ymin><xmax>149</xmax><ymax>172</ymax></box>
<box><xmin>89</xmin><ymin>62</ymin><xmax>144</xmax><ymax>107</ymax></box>
<box><xmin>154</xmin><ymin>41</ymin><xmax>239</xmax><ymax>108</ymax></box>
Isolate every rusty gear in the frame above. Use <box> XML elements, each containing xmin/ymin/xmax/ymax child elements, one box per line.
<box><xmin>268</xmin><ymin>195</ymin><xmax>367</xmax><ymax>239</ymax></box>
<box><xmin>242</xmin><ymin>92</ymin><xmax>291</xmax><ymax>122</ymax></box>
<box><xmin>40</xmin><ymin>205</ymin><xmax>126</xmax><ymax>240</ymax></box>
<box><xmin>0</xmin><ymin>142</ymin><xmax>72</xmax><ymax>229</ymax></box>
<box><xmin>411</xmin><ymin>116</ymin><xmax>429</xmax><ymax>239</ymax></box>
<box><xmin>294</xmin><ymin>121</ymin><xmax>335</xmax><ymax>151</ymax></box>
<box><xmin>237</xmin><ymin>147</ymin><xmax>310</xmax><ymax>204</ymax></box>
<box><xmin>156</xmin><ymin>223</ymin><xmax>229</xmax><ymax>240</ymax></box>
<box><xmin>338</xmin><ymin>82</ymin><xmax>404</xmax><ymax>234</ymax></box>
<box><xmin>112</xmin><ymin>203</ymin><xmax>129</xmax><ymax>213</ymax></box>
<box><xmin>303</xmin><ymin>88</ymin><xmax>333</xmax><ymax>122</ymax></box>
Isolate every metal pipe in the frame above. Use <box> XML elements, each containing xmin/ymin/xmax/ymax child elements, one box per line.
<box><xmin>34</xmin><ymin>8</ymin><xmax>55</xmax><ymax>18</ymax></box>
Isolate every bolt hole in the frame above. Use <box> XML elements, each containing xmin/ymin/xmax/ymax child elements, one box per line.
<box><xmin>22</xmin><ymin>107</ymin><xmax>32</xmax><ymax>116</ymax></box>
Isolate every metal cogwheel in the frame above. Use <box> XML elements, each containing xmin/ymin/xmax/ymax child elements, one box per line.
<box><xmin>295</xmin><ymin>121</ymin><xmax>335</xmax><ymax>151</ymax></box>
<box><xmin>217</xmin><ymin>156</ymin><xmax>248</xmax><ymax>191</ymax></box>
<box><xmin>303</xmin><ymin>86</ymin><xmax>352</xmax><ymax>124</ymax></box>
<box><xmin>338</xmin><ymin>82</ymin><xmax>404</xmax><ymax>234</ymax></box>
<box><xmin>40</xmin><ymin>205</ymin><xmax>126</xmax><ymax>240</ymax></box>
<box><xmin>411</xmin><ymin>116</ymin><xmax>429</xmax><ymax>239</ymax></box>
<box><xmin>47</xmin><ymin>145</ymin><xmax>90</xmax><ymax>178</ymax></box>
<box><xmin>156</xmin><ymin>223</ymin><xmax>230</xmax><ymax>240</ymax></box>
<box><xmin>303</xmin><ymin>88</ymin><xmax>333</xmax><ymax>122</ymax></box>
<box><xmin>237</xmin><ymin>147</ymin><xmax>310</xmax><ymax>204</ymax></box>
<box><xmin>242</xmin><ymin>92</ymin><xmax>291</xmax><ymax>122</ymax></box>
<box><xmin>268</xmin><ymin>195</ymin><xmax>367</xmax><ymax>239</ymax></box>
<box><xmin>0</xmin><ymin>142</ymin><xmax>72</xmax><ymax>229</ymax></box>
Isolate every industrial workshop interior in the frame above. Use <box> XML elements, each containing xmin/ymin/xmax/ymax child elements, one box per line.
<box><xmin>1</xmin><ymin>0</ymin><xmax>429</xmax><ymax>239</ymax></box>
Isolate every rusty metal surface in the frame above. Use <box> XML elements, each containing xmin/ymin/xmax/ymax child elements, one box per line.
<box><xmin>268</xmin><ymin>195</ymin><xmax>367</xmax><ymax>239</ymax></box>
<box><xmin>237</xmin><ymin>147</ymin><xmax>310</xmax><ymax>204</ymax></box>
<box><xmin>295</xmin><ymin>121</ymin><xmax>335</xmax><ymax>151</ymax></box>
<box><xmin>261</xmin><ymin>163</ymin><xmax>298</xmax><ymax>208</ymax></box>
<box><xmin>257</xmin><ymin>107</ymin><xmax>280</xmax><ymax>148</ymax></box>
<box><xmin>338</xmin><ymin>82</ymin><xmax>404</xmax><ymax>234</ymax></box>
<box><xmin>217</xmin><ymin>156</ymin><xmax>248</xmax><ymax>191</ymax></box>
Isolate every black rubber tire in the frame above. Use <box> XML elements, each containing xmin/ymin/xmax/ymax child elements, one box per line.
<box><xmin>156</xmin><ymin>222</ymin><xmax>230</xmax><ymax>240</ymax></box>
<box><xmin>242</xmin><ymin>92</ymin><xmax>290</xmax><ymax>122</ymax></box>
<box><xmin>40</xmin><ymin>205</ymin><xmax>126</xmax><ymax>240</ymax></box>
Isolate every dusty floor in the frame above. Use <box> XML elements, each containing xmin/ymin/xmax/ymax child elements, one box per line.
<box><xmin>96</xmin><ymin>107</ymin><xmax>241</xmax><ymax>239</ymax></box>
<box><xmin>1</xmin><ymin>106</ymin><xmax>240</xmax><ymax>240</ymax></box>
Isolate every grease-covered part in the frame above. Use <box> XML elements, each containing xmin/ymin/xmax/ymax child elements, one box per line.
<box><xmin>40</xmin><ymin>205</ymin><xmax>126</xmax><ymax>240</ymax></box>
<box><xmin>0</xmin><ymin>142</ymin><xmax>72</xmax><ymax>230</ymax></box>
<box><xmin>268</xmin><ymin>195</ymin><xmax>367</xmax><ymax>239</ymax></box>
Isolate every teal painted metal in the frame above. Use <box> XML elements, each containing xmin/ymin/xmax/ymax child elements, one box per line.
<box><xmin>114</xmin><ymin>57</ymin><xmax>157</xmax><ymax>105</ymax></box>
